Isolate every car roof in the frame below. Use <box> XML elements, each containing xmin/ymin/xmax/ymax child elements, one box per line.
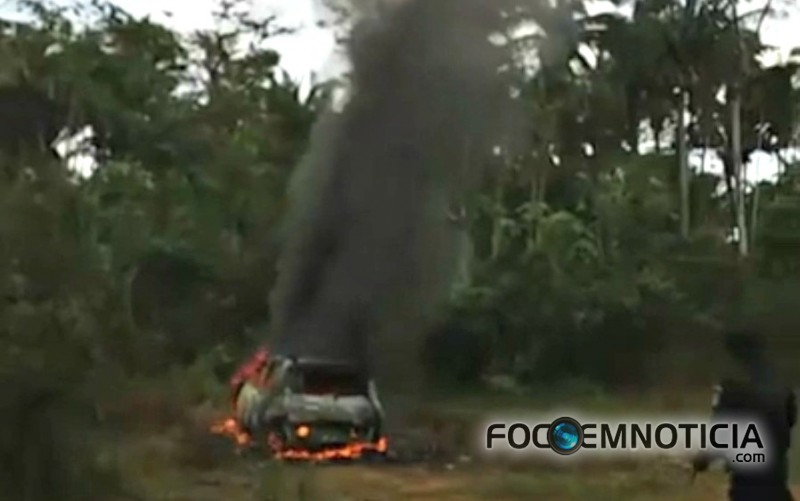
<box><xmin>277</xmin><ymin>355</ymin><xmax>362</xmax><ymax>370</ymax></box>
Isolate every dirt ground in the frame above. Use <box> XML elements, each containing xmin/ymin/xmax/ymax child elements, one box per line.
<box><xmin>111</xmin><ymin>388</ymin><xmax>800</xmax><ymax>500</ymax></box>
<box><xmin>120</xmin><ymin>447</ymin><xmax>799</xmax><ymax>501</ymax></box>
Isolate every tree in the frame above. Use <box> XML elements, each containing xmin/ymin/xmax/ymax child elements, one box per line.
<box><xmin>0</xmin><ymin>2</ymin><xmax>326</xmax><ymax>494</ymax></box>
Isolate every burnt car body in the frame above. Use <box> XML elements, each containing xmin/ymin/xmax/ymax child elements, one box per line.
<box><xmin>236</xmin><ymin>355</ymin><xmax>385</xmax><ymax>453</ymax></box>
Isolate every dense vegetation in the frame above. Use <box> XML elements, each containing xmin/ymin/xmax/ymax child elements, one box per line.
<box><xmin>1</xmin><ymin>0</ymin><xmax>799</xmax><ymax>498</ymax></box>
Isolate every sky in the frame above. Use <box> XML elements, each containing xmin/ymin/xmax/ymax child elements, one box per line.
<box><xmin>0</xmin><ymin>0</ymin><xmax>341</xmax><ymax>82</ymax></box>
<box><xmin>1</xmin><ymin>0</ymin><xmax>799</xmax><ymax>181</ymax></box>
<box><xmin>2</xmin><ymin>0</ymin><xmax>797</xmax><ymax>81</ymax></box>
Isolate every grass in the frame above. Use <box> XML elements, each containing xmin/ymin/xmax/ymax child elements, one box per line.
<box><xmin>107</xmin><ymin>377</ymin><xmax>799</xmax><ymax>500</ymax></box>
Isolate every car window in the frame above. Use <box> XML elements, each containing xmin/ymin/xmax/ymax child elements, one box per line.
<box><xmin>297</xmin><ymin>366</ymin><xmax>368</xmax><ymax>396</ymax></box>
<box><xmin>284</xmin><ymin>364</ymin><xmax>303</xmax><ymax>392</ymax></box>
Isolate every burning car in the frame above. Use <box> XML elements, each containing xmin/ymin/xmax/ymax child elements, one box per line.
<box><xmin>218</xmin><ymin>351</ymin><xmax>388</xmax><ymax>460</ymax></box>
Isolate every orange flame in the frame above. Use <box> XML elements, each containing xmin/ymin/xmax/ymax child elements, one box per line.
<box><xmin>276</xmin><ymin>436</ymin><xmax>389</xmax><ymax>461</ymax></box>
<box><xmin>210</xmin><ymin>415</ymin><xmax>389</xmax><ymax>461</ymax></box>
<box><xmin>210</xmin><ymin>417</ymin><xmax>252</xmax><ymax>447</ymax></box>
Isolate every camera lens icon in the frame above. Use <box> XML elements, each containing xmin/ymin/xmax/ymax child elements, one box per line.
<box><xmin>548</xmin><ymin>417</ymin><xmax>583</xmax><ymax>455</ymax></box>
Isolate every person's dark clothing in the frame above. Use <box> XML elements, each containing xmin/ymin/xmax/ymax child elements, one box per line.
<box><xmin>727</xmin><ymin>484</ymin><xmax>792</xmax><ymax>501</ymax></box>
<box><xmin>705</xmin><ymin>372</ymin><xmax>796</xmax><ymax>501</ymax></box>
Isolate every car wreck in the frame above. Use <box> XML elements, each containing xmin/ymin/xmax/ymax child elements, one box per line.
<box><xmin>215</xmin><ymin>349</ymin><xmax>388</xmax><ymax>460</ymax></box>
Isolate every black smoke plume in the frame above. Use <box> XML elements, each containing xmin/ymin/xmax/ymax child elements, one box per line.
<box><xmin>269</xmin><ymin>0</ymin><xmax>520</xmax><ymax>388</ymax></box>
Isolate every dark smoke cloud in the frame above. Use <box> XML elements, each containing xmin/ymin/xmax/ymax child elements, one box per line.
<box><xmin>269</xmin><ymin>0</ymin><xmax>522</xmax><ymax>386</ymax></box>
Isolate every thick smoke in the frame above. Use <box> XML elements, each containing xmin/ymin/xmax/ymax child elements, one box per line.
<box><xmin>269</xmin><ymin>0</ymin><xmax>519</xmax><ymax>387</ymax></box>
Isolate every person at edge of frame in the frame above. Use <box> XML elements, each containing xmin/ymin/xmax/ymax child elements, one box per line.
<box><xmin>692</xmin><ymin>328</ymin><xmax>797</xmax><ymax>500</ymax></box>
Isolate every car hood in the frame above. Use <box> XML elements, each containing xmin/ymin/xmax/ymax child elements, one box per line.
<box><xmin>283</xmin><ymin>394</ymin><xmax>378</xmax><ymax>424</ymax></box>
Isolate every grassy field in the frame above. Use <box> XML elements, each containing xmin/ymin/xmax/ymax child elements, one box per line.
<box><xmin>110</xmin><ymin>386</ymin><xmax>799</xmax><ymax>500</ymax></box>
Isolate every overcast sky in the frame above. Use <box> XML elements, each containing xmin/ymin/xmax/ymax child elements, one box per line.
<box><xmin>0</xmin><ymin>0</ymin><xmax>341</xmax><ymax>81</ymax></box>
<box><xmin>3</xmin><ymin>0</ymin><xmax>799</xmax><ymax>80</ymax></box>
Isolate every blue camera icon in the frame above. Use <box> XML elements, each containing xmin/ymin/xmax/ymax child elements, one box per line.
<box><xmin>548</xmin><ymin>417</ymin><xmax>583</xmax><ymax>455</ymax></box>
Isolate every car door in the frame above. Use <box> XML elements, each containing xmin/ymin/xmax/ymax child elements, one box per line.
<box><xmin>262</xmin><ymin>359</ymin><xmax>294</xmax><ymax>419</ymax></box>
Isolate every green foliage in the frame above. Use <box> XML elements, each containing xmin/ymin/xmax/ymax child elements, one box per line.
<box><xmin>757</xmin><ymin>164</ymin><xmax>800</xmax><ymax>277</ymax></box>
<box><xmin>427</xmin><ymin>152</ymin><xmax>693</xmax><ymax>388</ymax></box>
<box><xmin>0</xmin><ymin>1</ymin><xmax>322</xmax><ymax>496</ymax></box>
<box><xmin>0</xmin><ymin>151</ymin><xmax>128</xmax><ymax>500</ymax></box>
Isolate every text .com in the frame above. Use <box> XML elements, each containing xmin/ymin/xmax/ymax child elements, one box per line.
<box><xmin>479</xmin><ymin>414</ymin><xmax>772</xmax><ymax>469</ymax></box>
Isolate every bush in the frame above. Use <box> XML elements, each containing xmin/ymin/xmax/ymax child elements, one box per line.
<box><xmin>0</xmin><ymin>376</ymin><xmax>127</xmax><ymax>501</ymax></box>
<box><xmin>423</xmin><ymin>315</ymin><xmax>494</xmax><ymax>387</ymax></box>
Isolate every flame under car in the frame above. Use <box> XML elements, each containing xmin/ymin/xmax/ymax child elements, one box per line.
<box><xmin>235</xmin><ymin>355</ymin><xmax>387</xmax><ymax>459</ymax></box>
